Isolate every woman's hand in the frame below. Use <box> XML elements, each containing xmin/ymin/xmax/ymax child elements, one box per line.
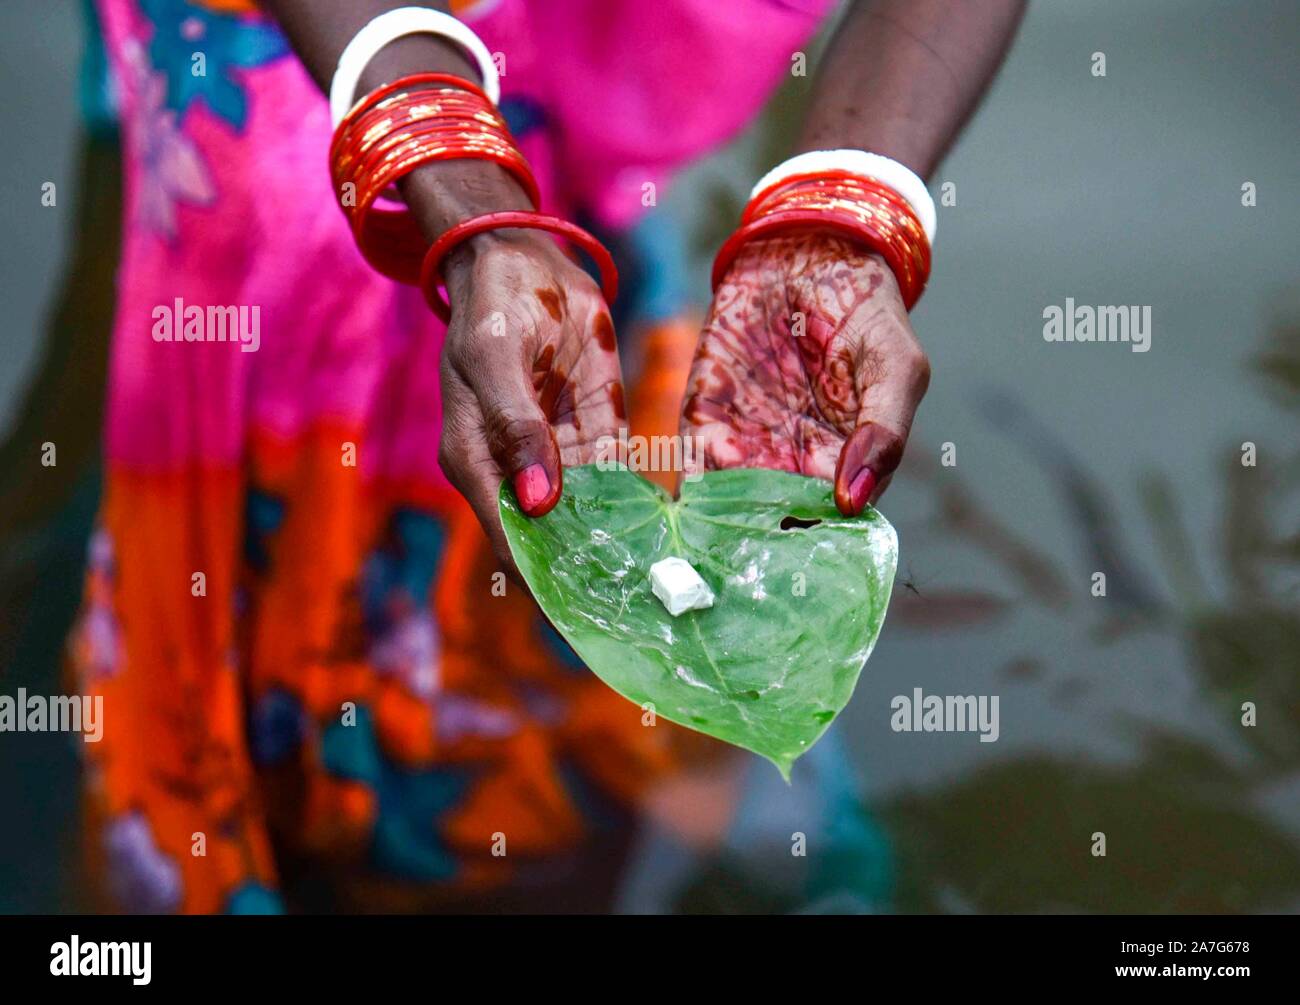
<box><xmin>680</xmin><ymin>233</ymin><xmax>929</xmax><ymax>514</ymax></box>
<box><xmin>438</xmin><ymin>230</ymin><xmax>625</xmax><ymax>569</ymax></box>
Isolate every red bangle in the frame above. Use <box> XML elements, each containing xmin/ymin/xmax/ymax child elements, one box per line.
<box><xmin>742</xmin><ymin>169</ymin><xmax>888</xmax><ymax>223</ymax></box>
<box><xmin>419</xmin><ymin>211</ymin><xmax>619</xmax><ymax>323</ymax></box>
<box><xmin>350</xmin><ymin>130</ymin><xmax>540</xmax><ymax>284</ymax></box>
<box><xmin>712</xmin><ymin>171</ymin><xmax>932</xmax><ymax>310</ymax></box>
<box><xmin>712</xmin><ymin>211</ymin><xmax>925</xmax><ymax>309</ymax></box>
<box><xmin>330</xmin><ymin>72</ymin><xmax>493</xmax><ymax>156</ymax></box>
<box><xmin>348</xmin><ymin>70</ymin><xmax>492</xmax><ymax>108</ymax></box>
<box><xmin>331</xmin><ymin>76</ymin><xmax>507</xmax><ymax>190</ymax></box>
<box><xmin>352</xmin><ymin>123</ymin><xmax>539</xmax><ymax>210</ymax></box>
<box><xmin>330</xmin><ymin>73</ymin><xmax>541</xmax><ymax>285</ymax></box>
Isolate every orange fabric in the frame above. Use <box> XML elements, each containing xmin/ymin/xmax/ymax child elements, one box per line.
<box><xmin>72</xmin><ymin>415</ymin><xmax>700</xmax><ymax>912</ymax></box>
<box><xmin>628</xmin><ymin>318</ymin><xmax>702</xmax><ymax>491</ymax></box>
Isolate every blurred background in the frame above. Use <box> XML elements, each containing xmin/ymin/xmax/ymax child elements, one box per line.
<box><xmin>1</xmin><ymin>0</ymin><xmax>1297</xmax><ymax>913</ymax></box>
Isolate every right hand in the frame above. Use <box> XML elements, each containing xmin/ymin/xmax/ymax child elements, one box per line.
<box><xmin>437</xmin><ymin>230</ymin><xmax>625</xmax><ymax>574</ymax></box>
<box><xmin>680</xmin><ymin>233</ymin><xmax>930</xmax><ymax>515</ymax></box>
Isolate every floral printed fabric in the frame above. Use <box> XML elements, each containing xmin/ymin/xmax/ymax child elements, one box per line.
<box><xmin>72</xmin><ymin>0</ymin><xmax>831</xmax><ymax>911</ymax></box>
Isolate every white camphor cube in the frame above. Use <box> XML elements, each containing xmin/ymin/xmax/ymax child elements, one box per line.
<box><xmin>649</xmin><ymin>557</ymin><xmax>716</xmax><ymax>616</ymax></box>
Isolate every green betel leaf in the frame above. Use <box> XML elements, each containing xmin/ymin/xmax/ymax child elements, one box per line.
<box><xmin>499</xmin><ymin>465</ymin><xmax>898</xmax><ymax>778</ymax></box>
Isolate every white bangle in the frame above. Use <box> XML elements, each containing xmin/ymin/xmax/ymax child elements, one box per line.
<box><xmin>328</xmin><ymin>6</ymin><xmax>501</xmax><ymax>126</ymax></box>
<box><xmin>750</xmin><ymin>149</ymin><xmax>937</xmax><ymax>245</ymax></box>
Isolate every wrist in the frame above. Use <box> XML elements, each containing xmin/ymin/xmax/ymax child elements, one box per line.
<box><xmin>440</xmin><ymin>227</ymin><xmax>560</xmax><ymax>302</ymax></box>
<box><xmin>714</xmin><ymin>170</ymin><xmax>930</xmax><ymax>310</ymax></box>
<box><xmin>398</xmin><ymin>158</ymin><xmax>535</xmax><ymax>243</ymax></box>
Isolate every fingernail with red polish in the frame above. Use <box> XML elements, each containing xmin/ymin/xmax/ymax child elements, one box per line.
<box><xmin>514</xmin><ymin>463</ymin><xmax>551</xmax><ymax>515</ymax></box>
<box><xmin>848</xmin><ymin>467</ymin><xmax>877</xmax><ymax>514</ymax></box>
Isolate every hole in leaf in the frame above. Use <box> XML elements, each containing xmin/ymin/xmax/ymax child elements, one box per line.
<box><xmin>779</xmin><ymin>515</ymin><xmax>823</xmax><ymax>531</ymax></box>
<box><xmin>730</xmin><ymin>689</ymin><xmax>761</xmax><ymax>702</ymax></box>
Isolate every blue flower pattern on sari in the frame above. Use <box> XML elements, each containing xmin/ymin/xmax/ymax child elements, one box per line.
<box><xmin>322</xmin><ymin>707</ymin><xmax>473</xmax><ymax>881</ymax></box>
<box><xmin>141</xmin><ymin>0</ymin><xmax>289</xmax><ymax>129</ymax></box>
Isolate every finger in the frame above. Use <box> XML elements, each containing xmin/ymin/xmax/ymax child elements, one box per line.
<box><xmin>438</xmin><ymin>359</ymin><xmax>526</xmax><ymax>577</ymax></box>
<box><xmin>677</xmin><ymin>313</ymin><xmax>762</xmax><ymax>475</ymax></box>
<box><xmin>543</xmin><ymin>311</ymin><xmax>627</xmax><ymax>466</ymax></box>
<box><xmin>833</xmin><ymin>340</ymin><xmax>930</xmax><ymax>516</ymax></box>
<box><xmin>550</xmin><ymin>373</ymin><xmax>625</xmax><ymax>467</ymax></box>
<box><xmin>447</xmin><ymin>320</ymin><xmax>563</xmax><ymax>517</ymax></box>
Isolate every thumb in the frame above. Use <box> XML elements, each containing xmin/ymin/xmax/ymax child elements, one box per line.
<box><xmin>833</xmin><ymin>420</ymin><xmax>906</xmax><ymax>517</ymax></box>
<box><xmin>458</xmin><ymin>350</ymin><xmax>563</xmax><ymax>517</ymax></box>
<box><xmin>833</xmin><ymin>346</ymin><xmax>930</xmax><ymax>516</ymax></box>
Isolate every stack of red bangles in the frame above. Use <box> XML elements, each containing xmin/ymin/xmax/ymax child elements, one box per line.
<box><xmin>329</xmin><ymin>72</ymin><xmax>618</xmax><ymax>322</ymax></box>
<box><xmin>712</xmin><ymin>169</ymin><xmax>932</xmax><ymax>310</ymax></box>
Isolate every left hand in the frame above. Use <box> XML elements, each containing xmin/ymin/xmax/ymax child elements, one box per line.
<box><xmin>437</xmin><ymin>230</ymin><xmax>625</xmax><ymax>573</ymax></box>
<box><xmin>680</xmin><ymin>232</ymin><xmax>930</xmax><ymax>514</ymax></box>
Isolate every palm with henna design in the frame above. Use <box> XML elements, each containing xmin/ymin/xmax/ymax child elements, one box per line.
<box><xmin>680</xmin><ymin>233</ymin><xmax>930</xmax><ymax>514</ymax></box>
<box><xmin>438</xmin><ymin>231</ymin><xmax>626</xmax><ymax>571</ymax></box>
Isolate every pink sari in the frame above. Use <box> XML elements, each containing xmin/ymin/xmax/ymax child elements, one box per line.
<box><xmin>73</xmin><ymin>0</ymin><xmax>833</xmax><ymax>913</ymax></box>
